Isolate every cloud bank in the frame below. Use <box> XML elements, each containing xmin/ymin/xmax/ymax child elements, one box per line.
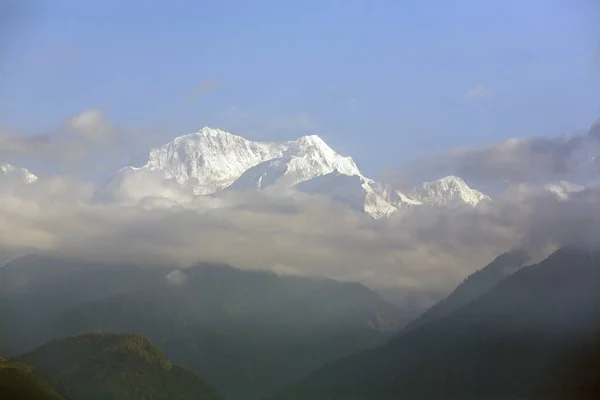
<box><xmin>1</xmin><ymin>164</ymin><xmax>598</xmax><ymax>303</ymax></box>
<box><xmin>1</xmin><ymin>111</ymin><xmax>600</xmax><ymax>306</ymax></box>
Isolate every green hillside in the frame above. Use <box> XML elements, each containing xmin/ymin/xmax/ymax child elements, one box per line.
<box><xmin>0</xmin><ymin>357</ymin><xmax>65</xmax><ymax>400</ymax></box>
<box><xmin>15</xmin><ymin>333</ymin><xmax>224</xmax><ymax>400</ymax></box>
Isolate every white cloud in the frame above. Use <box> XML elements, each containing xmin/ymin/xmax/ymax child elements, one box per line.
<box><xmin>65</xmin><ymin>109</ymin><xmax>116</xmax><ymax>142</ymax></box>
<box><xmin>464</xmin><ymin>84</ymin><xmax>493</xmax><ymax>101</ymax></box>
<box><xmin>165</xmin><ymin>269</ymin><xmax>188</xmax><ymax>285</ymax></box>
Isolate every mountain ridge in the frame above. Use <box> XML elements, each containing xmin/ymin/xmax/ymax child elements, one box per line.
<box><xmin>109</xmin><ymin>126</ymin><xmax>490</xmax><ymax>216</ymax></box>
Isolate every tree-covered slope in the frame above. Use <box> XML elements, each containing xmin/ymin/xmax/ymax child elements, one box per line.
<box><xmin>15</xmin><ymin>333</ymin><xmax>224</xmax><ymax>400</ymax></box>
<box><xmin>0</xmin><ymin>357</ymin><xmax>65</xmax><ymax>400</ymax></box>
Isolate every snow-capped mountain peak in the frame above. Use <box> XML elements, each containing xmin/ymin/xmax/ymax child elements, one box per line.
<box><xmin>142</xmin><ymin>127</ymin><xmax>286</xmax><ymax>194</ymax></box>
<box><xmin>228</xmin><ymin>134</ymin><xmax>361</xmax><ymax>191</ymax></box>
<box><xmin>113</xmin><ymin>127</ymin><xmax>363</xmax><ymax>197</ymax></box>
<box><xmin>196</xmin><ymin>126</ymin><xmax>230</xmax><ymax>138</ymax></box>
<box><xmin>293</xmin><ymin>134</ymin><xmax>327</xmax><ymax>148</ymax></box>
<box><xmin>288</xmin><ymin>134</ymin><xmax>343</xmax><ymax>157</ymax></box>
<box><xmin>0</xmin><ymin>164</ymin><xmax>38</xmax><ymax>184</ymax></box>
<box><xmin>412</xmin><ymin>175</ymin><xmax>490</xmax><ymax>207</ymax></box>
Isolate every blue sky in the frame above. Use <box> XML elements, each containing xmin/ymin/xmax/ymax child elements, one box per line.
<box><xmin>1</xmin><ymin>0</ymin><xmax>599</xmax><ymax>178</ymax></box>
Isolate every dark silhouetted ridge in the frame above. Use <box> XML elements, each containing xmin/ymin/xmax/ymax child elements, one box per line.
<box><xmin>272</xmin><ymin>248</ymin><xmax>600</xmax><ymax>400</ymax></box>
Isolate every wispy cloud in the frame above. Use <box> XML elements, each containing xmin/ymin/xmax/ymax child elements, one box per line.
<box><xmin>0</xmin><ymin>109</ymin><xmax>119</xmax><ymax>165</ymax></box>
<box><xmin>0</xmin><ymin>109</ymin><xmax>159</xmax><ymax>178</ymax></box>
<box><xmin>65</xmin><ymin>109</ymin><xmax>116</xmax><ymax>143</ymax></box>
<box><xmin>464</xmin><ymin>84</ymin><xmax>493</xmax><ymax>101</ymax></box>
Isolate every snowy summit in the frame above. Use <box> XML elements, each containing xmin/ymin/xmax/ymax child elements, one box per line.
<box><xmin>109</xmin><ymin>127</ymin><xmax>490</xmax><ymax>217</ymax></box>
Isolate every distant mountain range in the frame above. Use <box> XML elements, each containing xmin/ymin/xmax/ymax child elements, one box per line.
<box><xmin>2</xmin><ymin>248</ymin><xmax>599</xmax><ymax>399</ymax></box>
<box><xmin>0</xmin><ymin>255</ymin><xmax>408</xmax><ymax>400</ymax></box>
<box><xmin>1</xmin><ymin>127</ymin><xmax>491</xmax><ymax>218</ymax></box>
